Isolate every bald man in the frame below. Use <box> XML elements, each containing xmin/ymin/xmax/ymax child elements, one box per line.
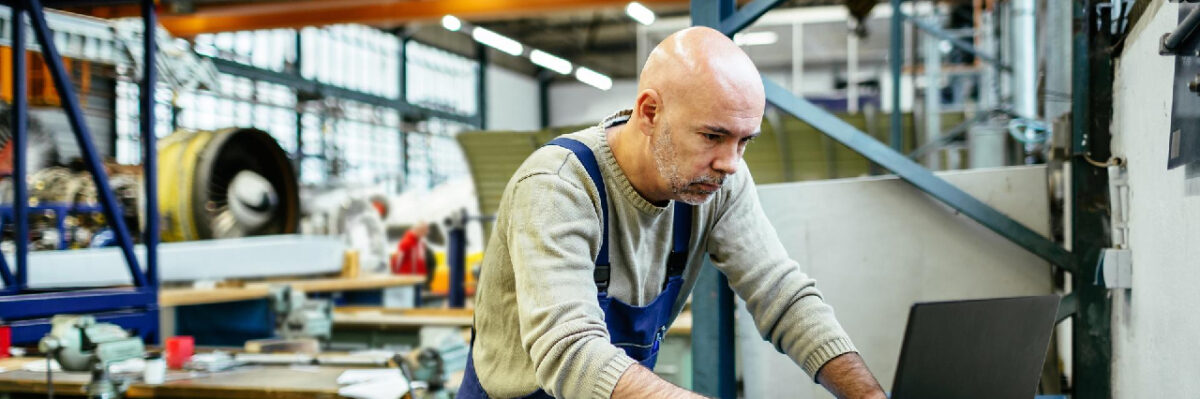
<box><xmin>459</xmin><ymin>27</ymin><xmax>885</xmax><ymax>399</ymax></box>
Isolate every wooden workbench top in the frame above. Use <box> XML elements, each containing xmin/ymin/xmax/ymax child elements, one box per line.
<box><xmin>333</xmin><ymin>307</ymin><xmax>693</xmax><ymax>336</ymax></box>
<box><xmin>0</xmin><ymin>357</ymin><xmax>373</xmax><ymax>398</ymax></box>
<box><xmin>159</xmin><ymin>274</ymin><xmax>425</xmax><ymax>307</ymax></box>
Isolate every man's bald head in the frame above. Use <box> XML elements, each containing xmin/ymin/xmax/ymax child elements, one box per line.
<box><xmin>637</xmin><ymin>26</ymin><xmax>766</xmax><ymax>119</ymax></box>
<box><xmin>611</xmin><ymin>26</ymin><xmax>766</xmax><ymax>205</ymax></box>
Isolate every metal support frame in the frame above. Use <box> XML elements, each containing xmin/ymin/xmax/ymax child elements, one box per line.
<box><xmin>475</xmin><ymin>42</ymin><xmax>488</xmax><ymax>130</ymax></box>
<box><xmin>691</xmin><ymin>262</ymin><xmax>736</xmax><ymax>399</ymax></box>
<box><xmin>1070</xmin><ymin>1</ymin><xmax>1113</xmax><ymax>397</ymax></box>
<box><xmin>889</xmin><ymin>0</ymin><xmax>903</xmax><ymax>151</ymax></box>
<box><xmin>207</xmin><ymin>56</ymin><xmax>480</xmax><ymax>128</ymax></box>
<box><xmin>901</xmin><ymin>12</ymin><xmax>1011</xmax><ymax>71</ymax></box>
<box><xmin>689</xmin><ymin>0</ymin><xmax>1088</xmax><ymax>394</ymax></box>
<box><xmin>0</xmin><ymin>0</ymin><xmax>159</xmax><ymax>345</ymax></box>
<box><xmin>447</xmin><ymin>210</ymin><xmax>467</xmax><ymax>308</ymax></box>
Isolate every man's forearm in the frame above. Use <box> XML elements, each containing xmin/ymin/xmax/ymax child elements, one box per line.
<box><xmin>815</xmin><ymin>352</ymin><xmax>887</xmax><ymax>399</ymax></box>
<box><xmin>612</xmin><ymin>364</ymin><xmax>707</xmax><ymax>399</ymax></box>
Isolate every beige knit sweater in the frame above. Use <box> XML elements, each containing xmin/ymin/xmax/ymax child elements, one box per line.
<box><xmin>470</xmin><ymin>111</ymin><xmax>856</xmax><ymax>398</ymax></box>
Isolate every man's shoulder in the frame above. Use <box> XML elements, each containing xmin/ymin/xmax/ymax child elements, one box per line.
<box><xmin>510</xmin><ymin>126</ymin><xmax>604</xmax><ymax>188</ymax></box>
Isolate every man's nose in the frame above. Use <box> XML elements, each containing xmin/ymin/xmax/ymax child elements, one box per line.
<box><xmin>712</xmin><ymin>143</ymin><xmax>740</xmax><ymax>176</ymax></box>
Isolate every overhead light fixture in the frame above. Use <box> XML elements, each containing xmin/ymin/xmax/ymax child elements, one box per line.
<box><xmin>442</xmin><ymin>15</ymin><xmax>462</xmax><ymax>32</ymax></box>
<box><xmin>530</xmin><ymin>49</ymin><xmax>573</xmax><ymax>75</ymax></box>
<box><xmin>472</xmin><ymin>27</ymin><xmax>524</xmax><ymax>57</ymax></box>
<box><xmin>575</xmin><ymin>67</ymin><xmax>613</xmax><ymax>91</ymax></box>
<box><xmin>625</xmin><ymin>2</ymin><xmax>656</xmax><ymax>26</ymax></box>
<box><xmin>733</xmin><ymin>31</ymin><xmax>779</xmax><ymax>47</ymax></box>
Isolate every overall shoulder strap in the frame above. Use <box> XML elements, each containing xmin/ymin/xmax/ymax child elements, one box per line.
<box><xmin>667</xmin><ymin>202</ymin><xmax>692</xmax><ymax>279</ymax></box>
<box><xmin>545</xmin><ymin>137</ymin><xmax>612</xmax><ymax>293</ymax></box>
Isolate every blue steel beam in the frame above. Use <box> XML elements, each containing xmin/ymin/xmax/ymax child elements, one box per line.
<box><xmin>4</xmin><ymin>2</ymin><xmax>26</xmax><ymax>291</ymax></box>
<box><xmin>763</xmin><ymin>79</ymin><xmax>1077</xmax><ymax>272</ymax></box>
<box><xmin>140</xmin><ymin>0</ymin><xmax>159</xmax><ymax>287</ymax></box>
<box><xmin>901</xmin><ymin>12</ymin><xmax>1011</xmax><ymax>72</ymax></box>
<box><xmin>23</xmin><ymin>0</ymin><xmax>148</xmax><ymax>287</ymax></box>
<box><xmin>0</xmin><ymin>288</ymin><xmax>156</xmax><ymax>320</ymax></box>
<box><xmin>716</xmin><ymin>0</ymin><xmax>786</xmax><ymax>36</ymax></box>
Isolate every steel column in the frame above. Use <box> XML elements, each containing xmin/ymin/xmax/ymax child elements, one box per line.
<box><xmin>140</xmin><ymin>0</ymin><xmax>159</xmax><ymax>286</ymax></box>
<box><xmin>1070</xmin><ymin>1</ymin><xmax>1112</xmax><ymax>397</ymax></box>
<box><xmin>475</xmin><ymin>42</ymin><xmax>487</xmax><ymax>130</ymax></box>
<box><xmin>447</xmin><ymin>211</ymin><xmax>466</xmax><ymax>308</ymax></box>
<box><xmin>889</xmin><ymin>0</ymin><xmax>904</xmax><ymax>151</ymax></box>
<box><xmin>691</xmin><ymin>262</ymin><xmax>736</xmax><ymax>399</ymax></box>
<box><xmin>690</xmin><ymin>2</ymin><xmax>738</xmax><ymax>397</ymax></box>
<box><xmin>9</xmin><ymin>2</ymin><xmax>28</xmax><ymax>292</ymax></box>
<box><xmin>24</xmin><ymin>0</ymin><xmax>147</xmax><ymax>287</ymax></box>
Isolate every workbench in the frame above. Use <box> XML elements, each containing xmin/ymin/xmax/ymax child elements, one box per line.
<box><xmin>159</xmin><ymin>274</ymin><xmax>426</xmax><ymax>307</ymax></box>
<box><xmin>330</xmin><ymin>307</ymin><xmax>695</xmax><ymax>389</ymax></box>
<box><xmin>0</xmin><ymin>357</ymin><xmax>401</xmax><ymax>398</ymax></box>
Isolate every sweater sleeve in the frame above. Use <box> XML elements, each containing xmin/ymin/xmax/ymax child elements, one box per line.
<box><xmin>507</xmin><ymin>170</ymin><xmax>637</xmax><ymax>399</ymax></box>
<box><xmin>706</xmin><ymin>167</ymin><xmax>857</xmax><ymax>379</ymax></box>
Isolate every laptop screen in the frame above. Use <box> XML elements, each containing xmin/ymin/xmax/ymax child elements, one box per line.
<box><xmin>891</xmin><ymin>295</ymin><xmax>1060</xmax><ymax>399</ymax></box>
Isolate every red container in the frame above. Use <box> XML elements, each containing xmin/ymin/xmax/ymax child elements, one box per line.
<box><xmin>0</xmin><ymin>326</ymin><xmax>10</xmax><ymax>359</ymax></box>
<box><xmin>164</xmin><ymin>336</ymin><xmax>194</xmax><ymax>369</ymax></box>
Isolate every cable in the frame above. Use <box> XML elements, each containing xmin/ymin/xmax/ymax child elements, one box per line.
<box><xmin>1079</xmin><ymin>153</ymin><xmax>1123</xmax><ymax>168</ymax></box>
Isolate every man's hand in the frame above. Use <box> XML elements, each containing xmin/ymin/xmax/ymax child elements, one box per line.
<box><xmin>612</xmin><ymin>364</ymin><xmax>708</xmax><ymax>399</ymax></box>
<box><xmin>815</xmin><ymin>352</ymin><xmax>887</xmax><ymax>399</ymax></box>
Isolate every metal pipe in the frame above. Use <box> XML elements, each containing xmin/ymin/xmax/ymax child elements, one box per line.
<box><xmin>24</xmin><ymin>0</ymin><xmax>147</xmax><ymax>287</ymax></box>
<box><xmin>1164</xmin><ymin>4</ymin><xmax>1200</xmax><ymax>52</ymax></box>
<box><xmin>1012</xmin><ymin>0</ymin><xmax>1037</xmax><ymax>162</ymax></box>
<box><xmin>889</xmin><ymin>0</ymin><xmax>903</xmax><ymax>151</ymax></box>
<box><xmin>922</xmin><ymin>15</ymin><xmax>942</xmax><ymax>169</ymax></box>
<box><xmin>11</xmin><ymin>2</ymin><xmax>28</xmax><ymax>291</ymax></box>
<box><xmin>141</xmin><ymin>0</ymin><xmax>159</xmax><ymax>288</ymax></box>
<box><xmin>447</xmin><ymin>211</ymin><xmax>466</xmax><ymax>308</ymax></box>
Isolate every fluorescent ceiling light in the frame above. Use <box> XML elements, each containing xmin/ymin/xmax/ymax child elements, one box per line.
<box><xmin>625</xmin><ymin>2</ymin><xmax>656</xmax><ymax>26</ymax></box>
<box><xmin>472</xmin><ymin>27</ymin><xmax>523</xmax><ymax>56</ymax></box>
<box><xmin>733</xmin><ymin>31</ymin><xmax>778</xmax><ymax>46</ymax></box>
<box><xmin>442</xmin><ymin>15</ymin><xmax>462</xmax><ymax>32</ymax></box>
<box><xmin>575</xmin><ymin>67</ymin><xmax>613</xmax><ymax>91</ymax></box>
<box><xmin>530</xmin><ymin>49</ymin><xmax>573</xmax><ymax>75</ymax></box>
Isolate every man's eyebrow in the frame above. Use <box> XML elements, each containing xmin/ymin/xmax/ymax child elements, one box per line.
<box><xmin>702</xmin><ymin>125</ymin><xmax>733</xmax><ymax>135</ymax></box>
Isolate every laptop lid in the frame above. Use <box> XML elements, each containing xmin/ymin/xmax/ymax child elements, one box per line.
<box><xmin>891</xmin><ymin>295</ymin><xmax>1060</xmax><ymax>399</ymax></box>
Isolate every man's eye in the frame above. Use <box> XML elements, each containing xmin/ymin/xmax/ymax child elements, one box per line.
<box><xmin>705</xmin><ymin>134</ymin><xmax>721</xmax><ymax>141</ymax></box>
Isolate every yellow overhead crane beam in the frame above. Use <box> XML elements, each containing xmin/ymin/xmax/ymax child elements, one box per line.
<box><xmin>72</xmin><ymin>0</ymin><xmax>689</xmax><ymax>37</ymax></box>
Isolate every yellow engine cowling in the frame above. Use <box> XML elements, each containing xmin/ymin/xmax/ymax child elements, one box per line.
<box><xmin>157</xmin><ymin>127</ymin><xmax>299</xmax><ymax>241</ymax></box>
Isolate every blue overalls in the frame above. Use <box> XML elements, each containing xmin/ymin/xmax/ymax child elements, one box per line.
<box><xmin>456</xmin><ymin>137</ymin><xmax>692</xmax><ymax>398</ymax></box>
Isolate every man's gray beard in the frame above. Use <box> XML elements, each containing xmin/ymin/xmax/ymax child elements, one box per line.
<box><xmin>652</xmin><ymin>126</ymin><xmax>714</xmax><ymax>206</ymax></box>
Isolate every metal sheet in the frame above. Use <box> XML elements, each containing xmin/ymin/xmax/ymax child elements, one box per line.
<box><xmin>743</xmin><ymin>165</ymin><xmax>1054</xmax><ymax>398</ymax></box>
<box><xmin>7</xmin><ymin>235</ymin><xmax>346</xmax><ymax>289</ymax></box>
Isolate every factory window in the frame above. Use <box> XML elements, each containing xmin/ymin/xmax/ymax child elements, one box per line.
<box><xmin>116</xmin><ymin>23</ymin><xmax>475</xmax><ymax>195</ymax></box>
<box><xmin>405</xmin><ymin>41</ymin><xmax>478</xmax><ymax>117</ymax></box>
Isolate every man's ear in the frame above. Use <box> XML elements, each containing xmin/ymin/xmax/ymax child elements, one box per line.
<box><xmin>634</xmin><ymin>89</ymin><xmax>662</xmax><ymax>137</ymax></box>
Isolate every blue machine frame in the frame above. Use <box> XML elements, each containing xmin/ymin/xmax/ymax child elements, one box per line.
<box><xmin>0</xmin><ymin>0</ymin><xmax>160</xmax><ymax>345</ymax></box>
<box><xmin>688</xmin><ymin>0</ymin><xmax>1080</xmax><ymax>397</ymax></box>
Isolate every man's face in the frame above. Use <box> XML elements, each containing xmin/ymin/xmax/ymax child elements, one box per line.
<box><xmin>651</xmin><ymin>107</ymin><xmax>760</xmax><ymax>205</ymax></box>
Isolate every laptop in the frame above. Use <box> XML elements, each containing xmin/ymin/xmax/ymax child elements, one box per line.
<box><xmin>890</xmin><ymin>295</ymin><xmax>1061</xmax><ymax>399</ymax></box>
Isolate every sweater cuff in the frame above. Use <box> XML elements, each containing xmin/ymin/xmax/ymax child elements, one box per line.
<box><xmin>801</xmin><ymin>337</ymin><xmax>858</xmax><ymax>381</ymax></box>
<box><xmin>591</xmin><ymin>353</ymin><xmax>637</xmax><ymax>399</ymax></box>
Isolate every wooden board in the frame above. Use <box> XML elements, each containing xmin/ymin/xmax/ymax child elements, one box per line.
<box><xmin>332</xmin><ymin>307</ymin><xmax>693</xmax><ymax>336</ymax></box>
<box><xmin>0</xmin><ymin>358</ymin><xmax>401</xmax><ymax>399</ymax></box>
<box><xmin>160</xmin><ymin>274</ymin><xmax>424</xmax><ymax>307</ymax></box>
